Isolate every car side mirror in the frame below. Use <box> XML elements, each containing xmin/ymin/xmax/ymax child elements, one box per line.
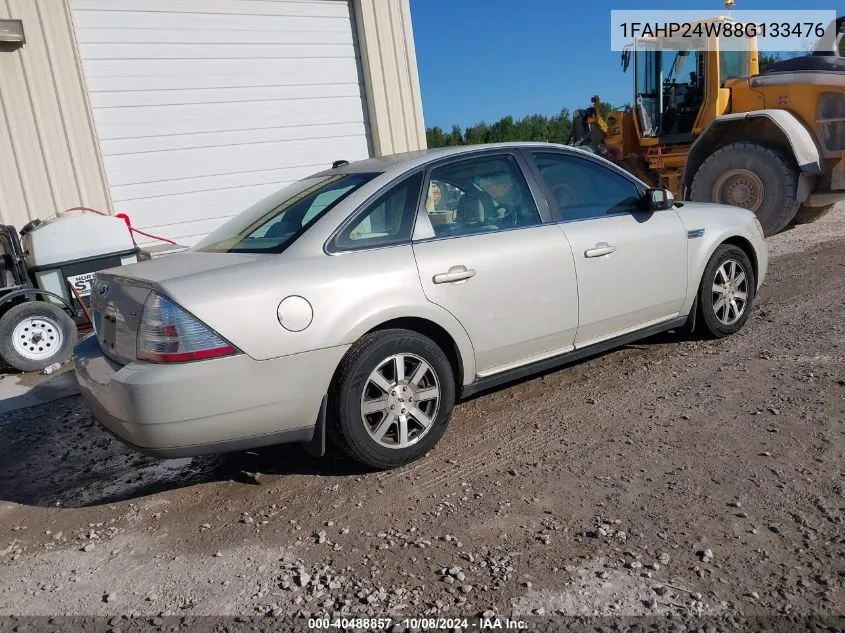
<box><xmin>647</xmin><ymin>188</ymin><xmax>675</xmax><ymax>211</ymax></box>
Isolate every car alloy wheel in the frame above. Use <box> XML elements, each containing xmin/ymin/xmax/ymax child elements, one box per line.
<box><xmin>330</xmin><ymin>328</ymin><xmax>456</xmax><ymax>469</ymax></box>
<box><xmin>711</xmin><ymin>258</ymin><xmax>748</xmax><ymax>326</ymax></box>
<box><xmin>360</xmin><ymin>353</ymin><xmax>441</xmax><ymax>449</ymax></box>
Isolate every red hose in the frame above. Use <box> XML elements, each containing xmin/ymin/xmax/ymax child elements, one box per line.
<box><xmin>64</xmin><ymin>206</ymin><xmax>108</xmax><ymax>216</ymax></box>
<box><xmin>119</xmin><ymin>216</ymin><xmax>177</xmax><ymax>245</ymax></box>
<box><xmin>62</xmin><ymin>206</ymin><xmax>177</xmax><ymax>246</ymax></box>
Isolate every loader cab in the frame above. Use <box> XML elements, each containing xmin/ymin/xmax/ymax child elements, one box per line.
<box><xmin>631</xmin><ymin>21</ymin><xmax>754</xmax><ymax>145</ymax></box>
<box><xmin>635</xmin><ymin>42</ymin><xmax>705</xmax><ymax>143</ymax></box>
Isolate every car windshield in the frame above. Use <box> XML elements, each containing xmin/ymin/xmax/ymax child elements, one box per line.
<box><xmin>194</xmin><ymin>173</ymin><xmax>378</xmax><ymax>254</ymax></box>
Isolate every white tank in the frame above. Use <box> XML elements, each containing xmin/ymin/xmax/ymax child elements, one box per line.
<box><xmin>23</xmin><ymin>213</ymin><xmax>135</xmax><ymax>267</ymax></box>
<box><xmin>21</xmin><ymin>213</ymin><xmax>139</xmax><ymax>307</ymax></box>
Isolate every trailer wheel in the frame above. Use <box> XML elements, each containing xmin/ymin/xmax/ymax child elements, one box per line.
<box><xmin>791</xmin><ymin>203</ymin><xmax>834</xmax><ymax>226</ymax></box>
<box><xmin>690</xmin><ymin>141</ymin><xmax>800</xmax><ymax>236</ymax></box>
<box><xmin>0</xmin><ymin>301</ymin><xmax>77</xmax><ymax>372</ymax></box>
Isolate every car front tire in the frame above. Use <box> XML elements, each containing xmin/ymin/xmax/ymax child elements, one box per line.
<box><xmin>696</xmin><ymin>244</ymin><xmax>756</xmax><ymax>339</ymax></box>
<box><xmin>328</xmin><ymin>328</ymin><xmax>455</xmax><ymax>470</ymax></box>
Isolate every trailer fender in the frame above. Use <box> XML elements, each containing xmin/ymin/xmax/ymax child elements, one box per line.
<box><xmin>683</xmin><ymin>110</ymin><xmax>823</xmax><ymax>197</ymax></box>
<box><xmin>0</xmin><ymin>288</ymin><xmax>76</xmax><ymax>316</ymax></box>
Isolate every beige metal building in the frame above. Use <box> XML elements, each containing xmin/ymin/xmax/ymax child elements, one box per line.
<box><xmin>0</xmin><ymin>0</ymin><xmax>426</xmax><ymax>245</ymax></box>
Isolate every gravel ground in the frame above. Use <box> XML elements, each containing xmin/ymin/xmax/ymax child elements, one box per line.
<box><xmin>0</xmin><ymin>209</ymin><xmax>842</xmax><ymax>628</ymax></box>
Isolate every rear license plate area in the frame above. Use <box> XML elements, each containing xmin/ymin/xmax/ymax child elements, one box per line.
<box><xmin>100</xmin><ymin>310</ymin><xmax>117</xmax><ymax>351</ymax></box>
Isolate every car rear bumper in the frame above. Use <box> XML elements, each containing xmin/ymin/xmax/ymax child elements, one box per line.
<box><xmin>73</xmin><ymin>334</ymin><xmax>348</xmax><ymax>458</ymax></box>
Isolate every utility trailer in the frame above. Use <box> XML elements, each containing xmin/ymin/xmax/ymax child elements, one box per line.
<box><xmin>0</xmin><ymin>213</ymin><xmax>142</xmax><ymax>371</ymax></box>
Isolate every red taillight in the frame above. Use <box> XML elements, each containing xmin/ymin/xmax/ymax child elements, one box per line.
<box><xmin>137</xmin><ymin>293</ymin><xmax>238</xmax><ymax>363</ymax></box>
<box><xmin>142</xmin><ymin>346</ymin><xmax>236</xmax><ymax>363</ymax></box>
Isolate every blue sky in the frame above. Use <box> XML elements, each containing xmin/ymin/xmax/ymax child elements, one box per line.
<box><xmin>409</xmin><ymin>0</ymin><xmax>837</xmax><ymax>130</ymax></box>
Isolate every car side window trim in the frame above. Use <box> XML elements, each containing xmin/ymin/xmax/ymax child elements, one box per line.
<box><xmin>412</xmin><ymin>219</ymin><xmax>554</xmax><ymax>244</ymax></box>
<box><xmin>412</xmin><ymin>151</ymin><xmax>553</xmax><ymax>244</ymax></box>
<box><xmin>522</xmin><ymin>149</ymin><xmax>648</xmax><ymax>224</ymax></box>
<box><xmin>324</xmin><ymin>168</ymin><xmax>426</xmax><ymax>255</ymax></box>
<box><xmin>524</xmin><ymin>148</ymin><xmax>648</xmax><ymax>191</ymax></box>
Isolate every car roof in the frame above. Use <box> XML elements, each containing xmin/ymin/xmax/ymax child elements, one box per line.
<box><xmin>314</xmin><ymin>142</ymin><xmax>593</xmax><ymax>176</ymax></box>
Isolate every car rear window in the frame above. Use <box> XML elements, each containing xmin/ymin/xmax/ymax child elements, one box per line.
<box><xmin>194</xmin><ymin>173</ymin><xmax>378</xmax><ymax>254</ymax></box>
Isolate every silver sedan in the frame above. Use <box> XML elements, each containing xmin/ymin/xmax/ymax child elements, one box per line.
<box><xmin>74</xmin><ymin>143</ymin><xmax>768</xmax><ymax>469</ymax></box>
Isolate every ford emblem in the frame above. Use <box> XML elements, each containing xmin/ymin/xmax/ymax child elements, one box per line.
<box><xmin>99</xmin><ymin>284</ymin><xmax>110</xmax><ymax>297</ymax></box>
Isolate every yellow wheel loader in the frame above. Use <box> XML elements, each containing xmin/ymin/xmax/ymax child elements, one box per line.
<box><xmin>571</xmin><ymin>16</ymin><xmax>845</xmax><ymax>236</ymax></box>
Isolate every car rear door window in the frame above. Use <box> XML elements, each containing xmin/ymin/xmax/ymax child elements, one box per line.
<box><xmin>422</xmin><ymin>155</ymin><xmax>542</xmax><ymax>238</ymax></box>
<box><xmin>332</xmin><ymin>172</ymin><xmax>423</xmax><ymax>251</ymax></box>
<box><xmin>532</xmin><ymin>153</ymin><xmax>643</xmax><ymax>222</ymax></box>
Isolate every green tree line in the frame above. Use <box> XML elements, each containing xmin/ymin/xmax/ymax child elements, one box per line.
<box><xmin>427</xmin><ymin>101</ymin><xmax>624</xmax><ymax>148</ymax></box>
<box><xmin>426</xmin><ymin>110</ymin><xmax>576</xmax><ymax>149</ymax></box>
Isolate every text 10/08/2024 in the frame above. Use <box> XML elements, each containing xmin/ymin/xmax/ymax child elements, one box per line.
<box><xmin>307</xmin><ymin>616</ymin><xmax>530</xmax><ymax>629</ymax></box>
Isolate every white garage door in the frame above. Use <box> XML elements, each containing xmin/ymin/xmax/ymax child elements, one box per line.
<box><xmin>71</xmin><ymin>0</ymin><xmax>371</xmax><ymax>245</ymax></box>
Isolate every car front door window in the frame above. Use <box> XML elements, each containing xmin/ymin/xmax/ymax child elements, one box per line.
<box><xmin>533</xmin><ymin>153</ymin><xmax>642</xmax><ymax>222</ymax></box>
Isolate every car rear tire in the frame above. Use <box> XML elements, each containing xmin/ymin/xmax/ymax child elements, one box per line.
<box><xmin>0</xmin><ymin>301</ymin><xmax>78</xmax><ymax>372</ymax></box>
<box><xmin>696</xmin><ymin>244</ymin><xmax>756</xmax><ymax>339</ymax></box>
<box><xmin>690</xmin><ymin>141</ymin><xmax>800</xmax><ymax>236</ymax></box>
<box><xmin>328</xmin><ymin>328</ymin><xmax>455</xmax><ymax>470</ymax></box>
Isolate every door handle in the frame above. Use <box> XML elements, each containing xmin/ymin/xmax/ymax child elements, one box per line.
<box><xmin>584</xmin><ymin>242</ymin><xmax>617</xmax><ymax>258</ymax></box>
<box><xmin>433</xmin><ymin>265</ymin><xmax>477</xmax><ymax>284</ymax></box>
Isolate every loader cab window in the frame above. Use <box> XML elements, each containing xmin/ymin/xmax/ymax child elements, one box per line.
<box><xmin>635</xmin><ymin>43</ymin><xmax>660</xmax><ymax>137</ymax></box>
<box><xmin>635</xmin><ymin>41</ymin><xmax>704</xmax><ymax>140</ymax></box>
<box><xmin>719</xmin><ymin>48</ymin><xmax>749</xmax><ymax>84</ymax></box>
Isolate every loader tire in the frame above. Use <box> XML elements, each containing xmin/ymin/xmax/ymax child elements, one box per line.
<box><xmin>791</xmin><ymin>203</ymin><xmax>834</xmax><ymax>225</ymax></box>
<box><xmin>690</xmin><ymin>141</ymin><xmax>800</xmax><ymax>237</ymax></box>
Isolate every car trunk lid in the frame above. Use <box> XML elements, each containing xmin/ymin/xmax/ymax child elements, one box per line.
<box><xmin>90</xmin><ymin>276</ymin><xmax>151</xmax><ymax>365</ymax></box>
<box><xmin>90</xmin><ymin>251</ymin><xmax>268</xmax><ymax>364</ymax></box>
